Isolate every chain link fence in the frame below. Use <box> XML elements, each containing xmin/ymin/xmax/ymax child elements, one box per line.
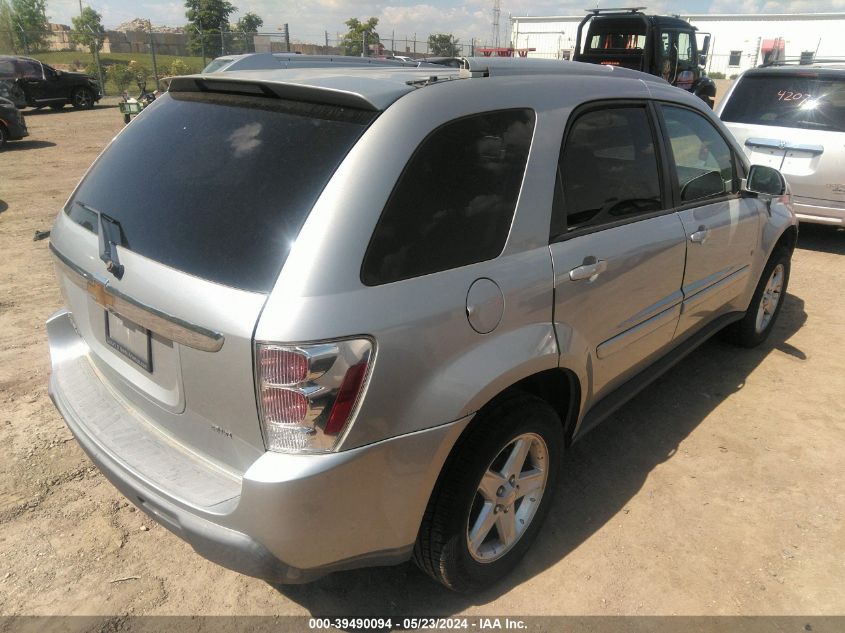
<box><xmin>1</xmin><ymin>27</ymin><xmax>486</xmax><ymax>96</ymax></box>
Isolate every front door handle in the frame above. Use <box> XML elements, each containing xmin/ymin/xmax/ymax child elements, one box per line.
<box><xmin>689</xmin><ymin>226</ymin><xmax>711</xmax><ymax>244</ymax></box>
<box><xmin>569</xmin><ymin>258</ymin><xmax>607</xmax><ymax>282</ymax></box>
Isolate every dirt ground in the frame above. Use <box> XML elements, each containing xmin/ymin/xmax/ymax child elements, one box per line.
<box><xmin>0</xmin><ymin>99</ymin><xmax>843</xmax><ymax>620</ymax></box>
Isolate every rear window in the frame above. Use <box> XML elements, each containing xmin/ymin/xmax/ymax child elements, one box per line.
<box><xmin>66</xmin><ymin>91</ymin><xmax>374</xmax><ymax>292</ymax></box>
<box><xmin>721</xmin><ymin>73</ymin><xmax>845</xmax><ymax>133</ymax></box>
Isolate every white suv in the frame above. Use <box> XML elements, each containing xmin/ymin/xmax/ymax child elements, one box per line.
<box><xmin>718</xmin><ymin>62</ymin><xmax>845</xmax><ymax>226</ymax></box>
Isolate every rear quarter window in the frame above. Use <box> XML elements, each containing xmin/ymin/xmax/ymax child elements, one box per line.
<box><xmin>361</xmin><ymin>109</ymin><xmax>535</xmax><ymax>286</ymax></box>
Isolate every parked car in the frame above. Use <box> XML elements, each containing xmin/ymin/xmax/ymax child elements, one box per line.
<box><xmin>46</xmin><ymin>58</ymin><xmax>796</xmax><ymax>592</ymax></box>
<box><xmin>0</xmin><ymin>55</ymin><xmax>101</xmax><ymax>110</ymax></box>
<box><xmin>0</xmin><ymin>96</ymin><xmax>28</xmax><ymax>149</ymax></box>
<box><xmin>718</xmin><ymin>61</ymin><xmax>845</xmax><ymax>226</ymax></box>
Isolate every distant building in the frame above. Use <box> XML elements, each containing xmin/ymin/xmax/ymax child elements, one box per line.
<box><xmin>510</xmin><ymin>12</ymin><xmax>845</xmax><ymax>75</ymax></box>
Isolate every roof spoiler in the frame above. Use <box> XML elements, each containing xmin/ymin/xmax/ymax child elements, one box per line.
<box><xmin>168</xmin><ymin>75</ymin><xmax>381</xmax><ymax>111</ymax></box>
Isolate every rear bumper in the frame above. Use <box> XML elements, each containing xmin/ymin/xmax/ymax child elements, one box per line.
<box><xmin>793</xmin><ymin>198</ymin><xmax>845</xmax><ymax>225</ymax></box>
<box><xmin>47</xmin><ymin>308</ymin><xmax>469</xmax><ymax>583</ymax></box>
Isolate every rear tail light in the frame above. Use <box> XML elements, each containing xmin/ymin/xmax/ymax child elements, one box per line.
<box><xmin>255</xmin><ymin>339</ymin><xmax>373</xmax><ymax>453</ymax></box>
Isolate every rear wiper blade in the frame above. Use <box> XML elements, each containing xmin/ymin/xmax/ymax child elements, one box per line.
<box><xmin>74</xmin><ymin>201</ymin><xmax>125</xmax><ymax>280</ymax></box>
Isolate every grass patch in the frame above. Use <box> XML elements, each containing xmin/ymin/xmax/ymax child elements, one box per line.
<box><xmin>30</xmin><ymin>51</ymin><xmax>206</xmax><ymax>70</ymax></box>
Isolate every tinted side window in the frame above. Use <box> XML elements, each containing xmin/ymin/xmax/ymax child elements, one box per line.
<box><xmin>661</xmin><ymin>105</ymin><xmax>736</xmax><ymax>202</ymax></box>
<box><xmin>18</xmin><ymin>60</ymin><xmax>42</xmax><ymax>79</ymax></box>
<box><xmin>555</xmin><ymin>106</ymin><xmax>662</xmax><ymax>235</ymax></box>
<box><xmin>361</xmin><ymin>109</ymin><xmax>535</xmax><ymax>286</ymax></box>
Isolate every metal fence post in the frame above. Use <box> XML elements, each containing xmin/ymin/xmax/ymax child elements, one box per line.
<box><xmin>148</xmin><ymin>20</ymin><xmax>159</xmax><ymax>86</ymax></box>
<box><xmin>86</xmin><ymin>24</ymin><xmax>106</xmax><ymax>96</ymax></box>
<box><xmin>17</xmin><ymin>23</ymin><xmax>28</xmax><ymax>55</ymax></box>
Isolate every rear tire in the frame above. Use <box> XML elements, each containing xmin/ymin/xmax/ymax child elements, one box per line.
<box><xmin>414</xmin><ymin>392</ymin><xmax>563</xmax><ymax>592</ymax></box>
<box><xmin>725</xmin><ymin>248</ymin><xmax>790</xmax><ymax>348</ymax></box>
<box><xmin>0</xmin><ymin>124</ymin><xmax>7</xmax><ymax>150</ymax></box>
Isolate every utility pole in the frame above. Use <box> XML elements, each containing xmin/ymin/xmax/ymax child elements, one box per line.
<box><xmin>361</xmin><ymin>29</ymin><xmax>366</xmax><ymax>57</ymax></box>
<box><xmin>324</xmin><ymin>30</ymin><xmax>328</xmax><ymax>49</ymax></box>
<box><xmin>219</xmin><ymin>22</ymin><xmax>225</xmax><ymax>56</ymax></box>
<box><xmin>492</xmin><ymin>0</ymin><xmax>501</xmax><ymax>48</ymax></box>
<box><xmin>282</xmin><ymin>23</ymin><xmax>290</xmax><ymax>52</ymax></box>
<box><xmin>148</xmin><ymin>20</ymin><xmax>158</xmax><ymax>86</ymax></box>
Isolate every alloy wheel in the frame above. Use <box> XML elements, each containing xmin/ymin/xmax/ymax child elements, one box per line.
<box><xmin>755</xmin><ymin>263</ymin><xmax>784</xmax><ymax>333</ymax></box>
<box><xmin>466</xmin><ymin>432</ymin><xmax>549</xmax><ymax>563</ymax></box>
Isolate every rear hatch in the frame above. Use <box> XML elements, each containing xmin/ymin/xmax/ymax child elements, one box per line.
<box><xmin>50</xmin><ymin>87</ymin><xmax>374</xmax><ymax>474</ymax></box>
<box><xmin>720</xmin><ymin>70</ymin><xmax>845</xmax><ymax>204</ymax></box>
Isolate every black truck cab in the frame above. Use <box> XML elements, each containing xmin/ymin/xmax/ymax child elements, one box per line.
<box><xmin>572</xmin><ymin>8</ymin><xmax>716</xmax><ymax>107</ymax></box>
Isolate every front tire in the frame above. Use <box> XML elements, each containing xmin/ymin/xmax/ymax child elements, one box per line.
<box><xmin>414</xmin><ymin>392</ymin><xmax>562</xmax><ymax>592</ymax></box>
<box><xmin>0</xmin><ymin>124</ymin><xmax>7</xmax><ymax>150</ymax></box>
<box><xmin>50</xmin><ymin>103</ymin><xmax>64</xmax><ymax>111</ymax></box>
<box><xmin>726</xmin><ymin>247</ymin><xmax>790</xmax><ymax>348</ymax></box>
<box><xmin>71</xmin><ymin>87</ymin><xmax>94</xmax><ymax>109</ymax></box>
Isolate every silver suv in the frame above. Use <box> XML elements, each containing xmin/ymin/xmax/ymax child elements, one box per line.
<box><xmin>718</xmin><ymin>62</ymin><xmax>845</xmax><ymax>227</ymax></box>
<box><xmin>47</xmin><ymin>59</ymin><xmax>797</xmax><ymax>592</ymax></box>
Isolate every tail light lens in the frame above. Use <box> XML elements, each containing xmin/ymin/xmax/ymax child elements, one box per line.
<box><xmin>255</xmin><ymin>339</ymin><xmax>373</xmax><ymax>453</ymax></box>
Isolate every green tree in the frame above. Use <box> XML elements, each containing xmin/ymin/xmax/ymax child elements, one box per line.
<box><xmin>428</xmin><ymin>33</ymin><xmax>460</xmax><ymax>57</ymax></box>
<box><xmin>10</xmin><ymin>0</ymin><xmax>48</xmax><ymax>52</ymax></box>
<box><xmin>185</xmin><ymin>0</ymin><xmax>237</xmax><ymax>59</ymax></box>
<box><xmin>235</xmin><ymin>11</ymin><xmax>262</xmax><ymax>34</ymax></box>
<box><xmin>340</xmin><ymin>17</ymin><xmax>379</xmax><ymax>57</ymax></box>
<box><xmin>230</xmin><ymin>12</ymin><xmax>261</xmax><ymax>53</ymax></box>
<box><xmin>106</xmin><ymin>64</ymin><xmax>135</xmax><ymax>92</ymax></box>
<box><xmin>70</xmin><ymin>6</ymin><xmax>105</xmax><ymax>55</ymax></box>
<box><xmin>0</xmin><ymin>0</ymin><xmax>17</xmax><ymax>53</ymax></box>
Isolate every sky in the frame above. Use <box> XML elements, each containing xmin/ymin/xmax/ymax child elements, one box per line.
<box><xmin>44</xmin><ymin>0</ymin><xmax>845</xmax><ymax>45</ymax></box>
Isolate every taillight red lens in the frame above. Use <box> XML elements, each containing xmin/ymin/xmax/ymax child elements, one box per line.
<box><xmin>256</xmin><ymin>339</ymin><xmax>373</xmax><ymax>452</ymax></box>
<box><xmin>259</xmin><ymin>347</ymin><xmax>308</xmax><ymax>386</ymax></box>
<box><xmin>325</xmin><ymin>361</ymin><xmax>369</xmax><ymax>435</ymax></box>
<box><xmin>260</xmin><ymin>387</ymin><xmax>308</xmax><ymax>424</ymax></box>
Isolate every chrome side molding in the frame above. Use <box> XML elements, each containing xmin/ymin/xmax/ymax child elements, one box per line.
<box><xmin>50</xmin><ymin>243</ymin><xmax>225</xmax><ymax>353</ymax></box>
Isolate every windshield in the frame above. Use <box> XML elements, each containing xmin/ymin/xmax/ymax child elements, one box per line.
<box><xmin>202</xmin><ymin>58</ymin><xmax>233</xmax><ymax>73</ymax></box>
<box><xmin>66</xmin><ymin>91</ymin><xmax>374</xmax><ymax>292</ymax></box>
<box><xmin>721</xmin><ymin>73</ymin><xmax>845</xmax><ymax>133</ymax></box>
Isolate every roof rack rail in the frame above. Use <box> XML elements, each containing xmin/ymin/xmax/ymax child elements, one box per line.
<box><xmin>760</xmin><ymin>56</ymin><xmax>845</xmax><ymax>67</ymax></box>
<box><xmin>585</xmin><ymin>6</ymin><xmax>647</xmax><ymax>14</ymax></box>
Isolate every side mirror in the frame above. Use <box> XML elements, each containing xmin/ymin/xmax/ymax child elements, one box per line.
<box><xmin>745</xmin><ymin>165</ymin><xmax>786</xmax><ymax>196</ymax></box>
<box><xmin>700</xmin><ymin>34</ymin><xmax>711</xmax><ymax>56</ymax></box>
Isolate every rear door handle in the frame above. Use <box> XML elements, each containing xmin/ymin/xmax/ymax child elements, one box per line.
<box><xmin>689</xmin><ymin>226</ymin><xmax>711</xmax><ymax>244</ymax></box>
<box><xmin>569</xmin><ymin>259</ymin><xmax>607</xmax><ymax>282</ymax></box>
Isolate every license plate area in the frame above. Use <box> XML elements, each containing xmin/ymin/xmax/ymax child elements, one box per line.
<box><xmin>105</xmin><ymin>310</ymin><xmax>152</xmax><ymax>373</ymax></box>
